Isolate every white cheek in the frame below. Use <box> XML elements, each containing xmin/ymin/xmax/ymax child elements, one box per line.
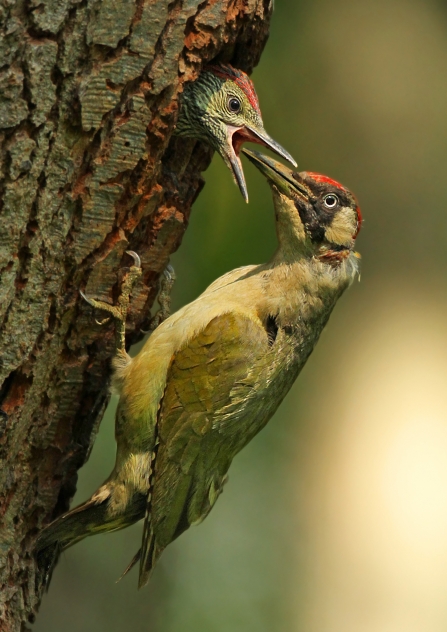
<box><xmin>325</xmin><ymin>206</ymin><xmax>357</xmax><ymax>246</ymax></box>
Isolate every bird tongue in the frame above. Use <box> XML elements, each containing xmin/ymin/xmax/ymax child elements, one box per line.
<box><xmin>231</xmin><ymin>127</ymin><xmax>255</xmax><ymax>156</ymax></box>
<box><xmin>226</xmin><ymin>126</ymin><xmax>297</xmax><ymax>203</ymax></box>
<box><xmin>227</xmin><ymin>127</ymin><xmax>269</xmax><ymax>203</ymax></box>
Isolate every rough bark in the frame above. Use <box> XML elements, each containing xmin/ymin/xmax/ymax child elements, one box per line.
<box><xmin>0</xmin><ymin>0</ymin><xmax>272</xmax><ymax>628</ymax></box>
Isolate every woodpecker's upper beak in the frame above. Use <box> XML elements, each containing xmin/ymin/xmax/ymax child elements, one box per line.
<box><xmin>242</xmin><ymin>148</ymin><xmax>307</xmax><ymax>199</ymax></box>
<box><xmin>225</xmin><ymin>127</ymin><xmax>297</xmax><ymax>203</ymax></box>
<box><xmin>244</xmin><ymin>126</ymin><xmax>297</xmax><ymax>168</ymax></box>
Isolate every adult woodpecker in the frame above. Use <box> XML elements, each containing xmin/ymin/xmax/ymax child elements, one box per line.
<box><xmin>175</xmin><ymin>63</ymin><xmax>296</xmax><ymax>202</ymax></box>
<box><xmin>36</xmin><ymin>151</ymin><xmax>362</xmax><ymax>588</ymax></box>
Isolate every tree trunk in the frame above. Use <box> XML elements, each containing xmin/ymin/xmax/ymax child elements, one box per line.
<box><xmin>0</xmin><ymin>0</ymin><xmax>272</xmax><ymax>628</ymax></box>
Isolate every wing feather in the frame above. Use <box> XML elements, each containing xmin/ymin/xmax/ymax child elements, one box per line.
<box><xmin>138</xmin><ymin>310</ymin><xmax>269</xmax><ymax>586</ymax></box>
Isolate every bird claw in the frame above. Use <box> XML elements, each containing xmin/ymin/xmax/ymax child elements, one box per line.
<box><xmin>79</xmin><ymin>290</ymin><xmax>92</xmax><ymax>305</ymax></box>
<box><xmin>80</xmin><ymin>291</ymin><xmax>114</xmax><ymax>319</ymax></box>
<box><xmin>125</xmin><ymin>251</ymin><xmax>141</xmax><ymax>269</ymax></box>
<box><xmin>95</xmin><ymin>317</ymin><xmax>111</xmax><ymax>326</ymax></box>
<box><xmin>79</xmin><ymin>290</ymin><xmax>95</xmax><ymax>309</ymax></box>
<box><xmin>80</xmin><ymin>251</ymin><xmax>143</xmax><ymax>353</ymax></box>
<box><xmin>163</xmin><ymin>264</ymin><xmax>175</xmax><ymax>282</ymax></box>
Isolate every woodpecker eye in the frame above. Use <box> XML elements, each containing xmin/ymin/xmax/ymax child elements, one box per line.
<box><xmin>228</xmin><ymin>97</ymin><xmax>241</xmax><ymax>113</ymax></box>
<box><xmin>323</xmin><ymin>193</ymin><xmax>339</xmax><ymax>209</ymax></box>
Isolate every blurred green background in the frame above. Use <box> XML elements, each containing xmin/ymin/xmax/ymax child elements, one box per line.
<box><xmin>35</xmin><ymin>1</ymin><xmax>447</xmax><ymax>630</ymax></box>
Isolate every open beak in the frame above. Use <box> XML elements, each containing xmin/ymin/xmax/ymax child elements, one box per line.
<box><xmin>242</xmin><ymin>148</ymin><xmax>309</xmax><ymax>199</ymax></box>
<box><xmin>224</xmin><ymin>126</ymin><xmax>250</xmax><ymax>203</ymax></box>
<box><xmin>225</xmin><ymin>126</ymin><xmax>297</xmax><ymax>204</ymax></box>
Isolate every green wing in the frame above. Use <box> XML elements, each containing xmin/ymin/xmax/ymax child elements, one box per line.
<box><xmin>138</xmin><ymin>310</ymin><xmax>270</xmax><ymax>587</ymax></box>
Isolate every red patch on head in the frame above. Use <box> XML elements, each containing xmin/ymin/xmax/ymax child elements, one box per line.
<box><xmin>207</xmin><ymin>63</ymin><xmax>261</xmax><ymax>116</ymax></box>
<box><xmin>305</xmin><ymin>172</ymin><xmax>345</xmax><ymax>190</ymax></box>
<box><xmin>305</xmin><ymin>172</ymin><xmax>363</xmax><ymax>237</ymax></box>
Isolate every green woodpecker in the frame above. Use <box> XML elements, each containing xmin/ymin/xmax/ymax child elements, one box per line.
<box><xmin>175</xmin><ymin>63</ymin><xmax>296</xmax><ymax>202</ymax></box>
<box><xmin>36</xmin><ymin>150</ymin><xmax>362</xmax><ymax>588</ymax></box>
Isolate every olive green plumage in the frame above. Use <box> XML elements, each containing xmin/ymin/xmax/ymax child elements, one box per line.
<box><xmin>175</xmin><ymin>63</ymin><xmax>296</xmax><ymax>202</ymax></box>
<box><xmin>36</xmin><ymin>150</ymin><xmax>362</xmax><ymax>589</ymax></box>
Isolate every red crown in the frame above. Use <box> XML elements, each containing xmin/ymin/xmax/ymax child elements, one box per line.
<box><xmin>305</xmin><ymin>172</ymin><xmax>345</xmax><ymax>189</ymax></box>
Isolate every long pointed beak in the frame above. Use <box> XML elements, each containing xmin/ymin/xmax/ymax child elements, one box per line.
<box><xmin>224</xmin><ymin>142</ymin><xmax>249</xmax><ymax>203</ymax></box>
<box><xmin>242</xmin><ymin>148</ymin><xmax>309</xmax><ymax>199</ymax></box>
<box><xmin>245</xmin><ymin>125</ymin><xmax>297</xmax><ymax>168</ymax></box>
<box><xmin>224</xmin><ymin>125</ymin><xmax>297</xmax><ymax>203</ymax></box>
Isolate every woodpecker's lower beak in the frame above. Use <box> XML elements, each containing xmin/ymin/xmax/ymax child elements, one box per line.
<box><xmin>224</xmin><ymin>125</ymin><xmax>250</xmax><ymax>203</ymax></box>
<box><xmin>242</xmin><ymin>148</ymin><xmax>308</xmax><ymax>199</ymax></box>
<box><xmin>225</xmin><ymin>127</ymin><xmax>297</xmax><ymax>204</ymax></box>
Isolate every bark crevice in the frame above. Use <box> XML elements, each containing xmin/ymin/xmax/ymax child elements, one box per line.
<box><xmin>0</xmin><ymin>0</ymin><xmax>272</xmax><ymax>628</ymax></box>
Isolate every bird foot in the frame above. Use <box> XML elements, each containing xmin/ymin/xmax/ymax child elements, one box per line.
<box><xmin>81</xmin><ymin>251</ymin><xmax>143</xmax><ymax>353</ymax></box>
<box><xmin>142</xmin><ymin>264</ymin><xmax>176</xmax><ymax>333</ymax></box>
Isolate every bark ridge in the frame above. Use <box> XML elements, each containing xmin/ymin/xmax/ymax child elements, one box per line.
<box><xmin>0</xmin><ymin>0</ymin><xmax>272</xmax><ymax>628</ymax></box>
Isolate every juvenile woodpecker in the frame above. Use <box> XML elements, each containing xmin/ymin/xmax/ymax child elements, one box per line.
<box><xmin>175</xmin><ymin>63</ymin><xmax>296</xmax><ymax>202</ymax></box>
<box><xmin>36</xmin><ymin>150</ymin><xmax>362</xmax><ymax>588</ymax></box>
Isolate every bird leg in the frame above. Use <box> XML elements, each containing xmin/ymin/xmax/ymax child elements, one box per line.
<box><xmin>80</xmin><ymin>251</ymin><xmax>142</xmax><ymax>354</ymax></box>
<box><xmin>147</xmin><ymin>264</ymin><xmax>176</xmax><ymax>332</ymax></box>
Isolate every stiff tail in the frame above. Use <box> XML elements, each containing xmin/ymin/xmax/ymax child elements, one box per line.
<box><xmin>35</xmin><ymin>490</ymin><xmax>146</xmax><ymax>587</ymax></box>
<box><xmin>36</xmin><ymin>496</ymin><xmax>112</xmax><ymax>553</ymax></box>
<box><xmin>35</xmin><ymin>495</ymin><xmax>112</xmax><ymax>587</ymax></box>
<box><xmin>139</xmin><ymin>521</ymin><xmax>158</xmax><ymax>588</ymax></box>
<box><xmin>118</xmin><ymin>533</ymin><xmax>157</xmax><ymax>588</ymax></box>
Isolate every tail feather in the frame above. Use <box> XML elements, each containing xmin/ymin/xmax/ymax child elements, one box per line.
<box><xmin>36</xmin><ymin>496</ymin><xmax>111</xmax><ymax>553</ymax></box>
<box><xmin>117</xmin><ymin>548</ymin><xmax>141</xmax><ymax>582</ymax></box>
<box><xmin>138</xmin><ymin>498</ymin><xmax>158</xmax><ymax>589</ymax></box>
<box><xmin>35</xmin><ymin>496</ymin><xmax>110</xmax><ymax>589</ymax></box>
<box><xmin>35</xmin><ymin>491</ymin><xmax>146</xmax><ymax>588</ymax></box>
<box><xmin>138</xmin><ymin>531</ymin><xmax>157</xmax><ymax>589</ymax></box>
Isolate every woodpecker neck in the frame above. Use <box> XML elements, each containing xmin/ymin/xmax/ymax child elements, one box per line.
<box><xmin>269</xmin><ymin>188</ymin><xmax>314</xmax><ymax>265</ymax></box>
<box><xmin>175</xmin><ymin>71</ymin><xmax>224</xmax><ymax>144</ymax></box>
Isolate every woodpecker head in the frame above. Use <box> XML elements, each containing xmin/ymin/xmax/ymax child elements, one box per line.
<box><xmin>176</xmin><ymin>63</ymin><xmax>296</xmax><ymax>202</ymax></box>
<box><xmin>243</xmin><ymin>149</ymin><xmax>362</xmax><ymax>259</ymax></box>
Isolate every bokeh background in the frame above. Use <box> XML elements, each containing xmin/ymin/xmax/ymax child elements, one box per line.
<box><xmin>35</xmin><ymin>0</ymin><xmax>447</xmax><ymax>630</ymax></box>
